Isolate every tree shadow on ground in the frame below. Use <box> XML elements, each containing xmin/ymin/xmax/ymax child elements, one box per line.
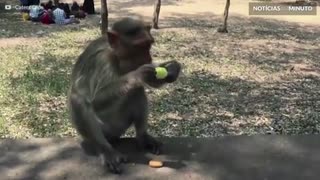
<box><xmin>149</xmin><ymin>70</ymin><xmax>320</xmax><ymax>136</ymax></box>
<box><xmin>184</xmin><ymin>135</ymin><xmax>320</xmax><ymax>180</ymax></box>
<box><xmin>9</xmin><ymin>53</ymin><xmax>73</xmax><ymax>96</ymax></box>
<box><xmin>145</xmin><ymin>12</ymin><xmax>319</xmax><ymax>136</ymax></box>
<box><xmin>2</xmin><ymin>7</ymin><xmax>319</xmax><ymax>137</ymax></box>
<box><xmin>6</xmin><ymin>51</ymin><xmax>75</xmax><ymax>137</ymax></box>
<box><xmin>0</xmin><ymin>138</ymin><xmax>187</xmax><ymax>179</ymax></box>
<box><xmin>157</xmin><ymin>12</ymin><xmax>320</xmax><ymax>73</ymax></box>
<box><xmin>1</xmin><ymin>136</ymin><xmax>320</xmax><ymax>179</ymax></box>
<box><xmin>1</xmin><ymin>5</ymin><xmax>320</xmax><ymax>177</ymax></box>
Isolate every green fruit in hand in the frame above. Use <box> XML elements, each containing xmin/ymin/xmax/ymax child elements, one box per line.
<box><xmin>155</xmin><ymin>67</ymin><xmax>168</xmax><ymax>79</ymax></box>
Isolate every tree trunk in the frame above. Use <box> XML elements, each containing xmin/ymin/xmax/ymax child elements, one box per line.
<box><xmin>152</xmin><ymin>0</ymin><xmax>161</xmax><ymax>29</ymax></box>
<box><xmin>83</xmin><ymin>0</ymin><xmax>95</xmax><ymax>14</ymax></box>
<box><xmin>217</xmin><ymin>0</ymin><xmax>230</xmax><ymax>33</ymax></box>
<box><xmin>100</xmin><ymin>0</ymin><xmax>108</xmax><ymax>35</ymax></box>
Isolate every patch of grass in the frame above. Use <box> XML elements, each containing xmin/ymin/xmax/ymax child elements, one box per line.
<box><xmin>0</xmin><ymin>23</ymin><xmax>100</xmax><ymax>137</ymax></box>
<box><xmin>0</xmin><ymin>11</ymin><xmax>319</xmax><ymax>138</ymax></box>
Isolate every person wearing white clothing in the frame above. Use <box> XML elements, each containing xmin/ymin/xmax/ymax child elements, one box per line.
<box><xmin>53</xmin><ymin>3</ymin><xmax>79</xmax><ymax>25</ymax></box>
<box><xmin>29</xmin><ymin>5</ymin><xmax>44</xmax><ymax>22</ymax></box>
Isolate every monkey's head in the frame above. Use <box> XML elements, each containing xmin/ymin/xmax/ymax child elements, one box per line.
<box><xmin>107</xmin><ymin>17</ymin><xmax>154</xmax><ymax>70</ymax></box>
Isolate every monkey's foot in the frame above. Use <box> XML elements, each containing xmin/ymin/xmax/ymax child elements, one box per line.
<box><xmin>100</xmin><ymin>151</ymin><xmax>128</xmax><ymax>174</ymax></box>
<box><xmin>137</xmin><ymin>134</ymin><xmax>162</xmax><ymax>155</ymax></box>
<box><xmin>80</xmin><ymin>140</ymin><xmax>99</xmax><ymax>156</ymax></box>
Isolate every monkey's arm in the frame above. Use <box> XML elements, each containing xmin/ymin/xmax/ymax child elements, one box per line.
<box><xmin>92</xmin><ymin>61</ymin><xmax>178</xmax><ymax>107</ymax></box>
<box><xmin>92</xmin><ymin>60</ymin><xmax>178</xmax><ymax>109</ymax></box>
<box><xmin>92</xmin><ymin>72</ymin><xmax>143</xmax><ymax>109</ymax></box>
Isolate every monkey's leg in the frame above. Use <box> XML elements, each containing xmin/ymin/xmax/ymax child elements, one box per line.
<box><xmin>105</xmin><ymin>136</ymin><xmax>121</xmax><ymax>145</ymax></box>
<box><xmin>70</xmin><ymin>93</ymin><xmax>127</xmax><ymax>174</ymax></box>
<box><xmin>134</xmin><ymin>119</ymin><xmax>162</xmax><ymax>155</ymax></box>
<box><xmin>133</xmin><ymin>93</ymin><xmax>162</xmax><ymax>155</ymax></box>
<box><xmin>80</xmin><ymin>139</ymin><xmax>99</xmax><ymax>156</ymax></box>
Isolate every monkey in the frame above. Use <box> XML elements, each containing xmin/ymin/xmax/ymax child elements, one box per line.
<box><xmin>68</xmin><ymin>17</ymin><xmax>181</xmax><ymax>174</ymax></box>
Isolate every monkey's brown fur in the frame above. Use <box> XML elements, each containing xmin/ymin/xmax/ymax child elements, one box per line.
<box><xmin>68</xmin><ymin>17</ymin><xmax>181</xmax><ymax>174</ymax></box>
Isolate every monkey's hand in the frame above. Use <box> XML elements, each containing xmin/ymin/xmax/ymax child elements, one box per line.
<box><xmin>158</xmin><ymin>60</ymin><xmax>181</xmax><ymax>83</ymax></box>
<box><xmin>101</xmin><ymin>149</ymin><xmax>128</xmax><ymax>174</ymax></box>
<box><xmin>134</xmin><ymin>64</ymin><xmax>166</xmax><ymax>88</ymax></box>
<box><xmin>136</xmin><ymin>134</ymin><xmax>162</xmax><ymax>155</ymax></box>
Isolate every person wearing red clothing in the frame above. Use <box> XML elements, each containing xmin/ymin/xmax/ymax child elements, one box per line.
<box><xmin>40</xmin><ymin>9</ymin><xmax>54</xmax><ymax>25</ymax></box>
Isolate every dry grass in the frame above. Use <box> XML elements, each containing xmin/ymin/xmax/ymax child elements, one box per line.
<box><xmin>0</xmin><ymin>0</ymin><xmax>319</xmax><ymax>138</ymax></box>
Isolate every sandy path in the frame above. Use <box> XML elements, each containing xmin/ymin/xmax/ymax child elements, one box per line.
<box><xmin>56</xmin><ymin>0</ymin><xmax>320</xmax><ymax>25</ymax></box>
<box><xmin>102</xmin><ymin>0</ymin><xmax>319</xmax><ymax>25</ymax></box>
<box><xmin>0</xmin><ymin>37</ymin><xmax>41</xmax><ymax>48</ymax></box>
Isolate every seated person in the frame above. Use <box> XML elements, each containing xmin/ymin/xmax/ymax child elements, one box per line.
<box><xmin>71</xmin><ymin>1</ymin><xmax>86</xmax><ymax>19</ymax></box>
<box><xmin>40</xmin><ymin>3</ymin><xmax>45</xmax><ymax>8</ymax></box>
<box><xmin>53</xmin><ymin>3</ymin><xmax>79</xmax><ymax>25</ymax></box>
<box><xmin>20</xmin><ymin>0</ymin><xmax>28</xmax><ymax>6</ymax></box>
<box><xmin>20</xmin><ymin>0</ymin><xmax>29</xmax><ymax>13</ymax></box>
<box><xmin>29</xmin><ymin>5</ymin><xmax>44</xmax><ymax>22</ymax></box>
<box><xmin>44</xmin><ymin>0</ymin><xmax>54</xmax><ymax>10</ymax></box>
<box><xmin>71</xmin><ymin>1</ymin><xmax>80</xmax><ymax>11</ymax></box>
<box><xmin>40</xmin><ymin>9</ymin><xmax>55</xmax><ymax>25</ymax></box>
<box><xmin>62</xmin><ymin>3</ymin><xmax>71</xmax><ymax>19</ymax></box>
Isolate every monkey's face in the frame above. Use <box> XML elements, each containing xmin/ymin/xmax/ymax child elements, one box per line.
<box><xmin>108</xmin><ymin>18</ymin><xmax>155</xmax><ymax>72</ymax></box>
<box><xmin>120</xmin><ymin>24</ymin><xmax>154</xmax><ymax>65</ymax></box>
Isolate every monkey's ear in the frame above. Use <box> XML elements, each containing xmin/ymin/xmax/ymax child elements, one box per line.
<box><xmin>107</xmin><ymin>30</ymin><xmax>119</xmax><ymax>48</ymax></box>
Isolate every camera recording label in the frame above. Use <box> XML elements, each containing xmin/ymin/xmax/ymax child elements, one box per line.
<box><xmin>1</xmin><ymin>4</ymin><xmax>40</xmax><ymax>11</ymax></box>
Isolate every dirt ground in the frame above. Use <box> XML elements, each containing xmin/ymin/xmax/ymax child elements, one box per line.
<box><xmin>2</xmin><ymin>0</ymin><xmax>319</xmax><ymax>45</ymax></box>
<box><xmin>109</xmin><ymin>0</ymin><xmax>320</xmax><ymax>25</ymax></box>
<box><xmin>53</xmin><ymin>0</ymin><xmax>320</xmax><ymax>25</ymax></box>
